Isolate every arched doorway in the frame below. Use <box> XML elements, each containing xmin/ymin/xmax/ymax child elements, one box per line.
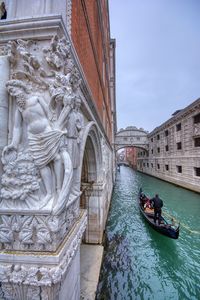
<box><xmin>81</xmin><ymin>136</ymin><xmax>97</xmax><ymax>185</ymax></box>
<box><xmin>80</xmin><ymin>122</ymin><xmax>102</xmax><ymax>244</ymax></box>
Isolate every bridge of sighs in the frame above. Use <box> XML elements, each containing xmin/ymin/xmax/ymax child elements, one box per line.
<box><xmin>115</xmin><ymin>126</ymin><xmax>149</xmax><ymax>152</ymax></box>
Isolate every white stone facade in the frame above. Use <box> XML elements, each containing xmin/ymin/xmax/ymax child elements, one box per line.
<box><xmin>137</xmin><ymin>99</ymin><xmax>200</xmax><ymax>193</ymax></box>
<box><xmin>0</xmin><ymin>1</ymin><xmax>115</xmax><ymax>299</ymax></box>
<box><xmin>115</xmin><ymin>126</ymin><xmax>148</xmax><ymax>152</ymax></box>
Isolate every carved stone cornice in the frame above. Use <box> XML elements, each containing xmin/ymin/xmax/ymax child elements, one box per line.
<box><xmin>0</xmin><ymin>210</ymin><xmax>87</xmax><ymax>286</ymax></box>
<box><xmin>0</xmin><ymin>15</ymin><xmax>67</xmax><ymax>42</ymax></box>
<box><xmin>0</xmin><ymin>196</ymin><xmax>80</xmax><ymax>252</ymax></box>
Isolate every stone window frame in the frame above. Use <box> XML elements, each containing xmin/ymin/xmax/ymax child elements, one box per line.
<box><xmin>157</xmin><ymin>147</ymin><xmax>160</xmax><ymax>153</ymax></box>
<box><xmin>194</xmin><ymin>167</ymin><xmax>200</xmax><ymax>177</ymax></box>
<box><xmin>176</xmin><ymin>165</ymin><xmax>182</xmax><ymax>173</ymax></box>
<box><xmin>193</xmin><ymin>113</ymin><xmax>200</xmax><ymax>124</ymax></box>
<box><xmin>165</xmin><ymin>164</ymin><xmax>169</xmax><ymax>171</ymax></box>
<box><xmin>165</xmin><ymin>129</ymin><xmax>169</xmax><ymax>137</ymax></box>
<box><xmin>157</xmin><ymin>163</ymin><xmax>160</xmax><ymax>169</ymax></box>
<box><xmin>165</xmin><ymin>145</ymin><xmax>169</xmax><ymax>151</ymax></box>
<box><xmin>177</xmin><ymin>142</ymin><xmax>182</xmax><ymax>150</ymax></box>
<box><xmin>176</xmin><ymin>122</ymin><xmax>182</xmax><ymax>131</ymax></box>
<box><xmin>194</xmin><ymin>137</ymin><xmax>200</xmax><ymax>147</ymax></box>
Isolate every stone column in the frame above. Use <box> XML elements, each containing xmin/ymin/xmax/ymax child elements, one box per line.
<box><xmin>0</xmin><ymin>56</ymin><xmax>9</xmax><ymax>187</ymax></box>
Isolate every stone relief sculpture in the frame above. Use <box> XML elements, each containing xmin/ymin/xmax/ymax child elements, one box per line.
<box><xmin>67</xmin><ymin>96</ymin><xmax>84</xmax><ymax>199</ymax></box>
<box><xmin>0</xmin><ymin>35</ymin><xmax>84</xmax><ymax>215</ymax></box>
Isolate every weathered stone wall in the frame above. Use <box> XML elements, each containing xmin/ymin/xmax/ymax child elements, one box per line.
<box><xmin>137</xmin><ymin>99</ymin><xmax>200</xmax><ymax>193</ymax></box>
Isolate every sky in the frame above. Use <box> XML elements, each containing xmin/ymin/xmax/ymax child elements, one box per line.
<box><xmin>109</xmin><ymin>0</ymin><xmax>200</xmax><ymax>132</ymax></box>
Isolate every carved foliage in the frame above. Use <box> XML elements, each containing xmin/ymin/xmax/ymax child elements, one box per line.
<box><xmin>1</xmin><ymin>150</ymin><xmax>40</xmax><ymax>202</ymax></box>
<box><xmin>0</xmin><ymin>215</ymin><xmax>87</xmax><ymax>299</ymax></box>
<box><xmin>0</xmin><ymin>198</ymin><xmax>80</xmax><ymax>251</ymax></box>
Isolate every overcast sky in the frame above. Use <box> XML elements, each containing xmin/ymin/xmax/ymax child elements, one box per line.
<box><xmin>109</xmin><ymin>0</ymin><xmax>200</xmax><ymax>132</ymax></box>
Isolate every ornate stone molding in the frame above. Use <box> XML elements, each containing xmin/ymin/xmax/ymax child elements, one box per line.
<box><xmin>0</xmin><ymin>196</ymin><xmax>79</xmax><ymax>252</ymax></box>
<box><xmin>66</xmin><ymin>0</ymin><xmax>72</xmax><ymax>35</ymax></box>
<box><xmin>0</xmin><ymin>210</ymin><xmax>87</xmax><ymax>300</ymax></box>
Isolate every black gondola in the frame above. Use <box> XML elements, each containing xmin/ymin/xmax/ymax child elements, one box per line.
<box><xmin>138</xmin><ymin>188</ymin><xmax>179</xmax><ymax>239</ymax></box>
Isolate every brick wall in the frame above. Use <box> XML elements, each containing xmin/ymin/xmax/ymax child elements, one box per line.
<box><xmin>71</xmin><ymin>0</ymin><xmax>113</xmax><ymax>141</ymax></box>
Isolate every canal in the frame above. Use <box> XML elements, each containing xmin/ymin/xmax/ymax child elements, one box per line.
<box><xmin>96</xmin><ymin>166</ymin><xmax>200</xmax><ymax>300</ymax></box>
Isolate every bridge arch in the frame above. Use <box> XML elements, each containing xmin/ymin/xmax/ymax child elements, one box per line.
<box><xmin>114</xmin><ymin>126</ymin><xmax>149</xmax><ymax>152</ymax></box>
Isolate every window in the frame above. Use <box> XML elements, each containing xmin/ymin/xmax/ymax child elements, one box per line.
<box><xmin>143</xmin><ymin>163</ymin><xmax>145</xmax><ymax>167</ymax></box>
<box><xmin>165</xmin><ymin>164</ymin><xmax>169</xmax><ymax>171</ymax></box>
<box><xmin>194</xmin><ymin>113</ymin><xmax>200</xmax><ymax>124</ymax></box>
<box><xmin>151</xmin><ymin>138</ymin><xmax>153</xmax><ymax>142</ymax></box>
<box><xmin>165</xmin><ymin>145</ymin><xmax>169</xmax><ymax>151</ymax></box>
<box><xmin>177</xmin><ymin>142</ymin><xmax>182</xmax><ymax>150</ymax></box>
<box><xmin>147</xmin><ymin>163</ymin><xmax>149</xmax><ymax>167</ymax></box>
<box><xmin>157</xmin><ymin>164</ymin><xmax>160</xmax><ymax>169</ymax></box>
<box><xmin>157</xmin><ymin>147</ymin><xmax>160</xmax><ymax>153</ymax></box>
<box><xmin>137</xmin><ymin>136</ymin><xmax>140</xmax><ymax>140</ymax></box>
<box><xmin>151</xmin><ymin>163</ymin><xmax>153</xmax><ymax>168</ymax></box>
<box><xmin>176</xmin><ymin>123</ymin><xmax>181</xmax><ymax>131</ymax></box>
<box><xmin>157</xmin><ymin>134</ymin><xmax>160</xmax><ymax>140</ymax></box>
<box><xmin>0</xmin><ymin>3</ymin><xmax>7</xmax><ymax>20</ymax></box>
<box><xmin>194</xmin><ymin>167</ymin><xmax>200</xmax><ymax>177</ymax></box>
<box><xmin>194</xmin><ymin>138</ymin><xmax>200</xmax><ymax>147</ymax></box>
<box><xmin>151</xmin><ymin>149</ymin><xmax>153</xmax><ymax>154</ymax></box>
<box><xmin>176</xmin><ymin>165</ymin><xmax>182</xmax><ymax>173</ymax></box>
<box><xmin>165</xmin><ymin>130</ymin><xmax>169</xmax><ymax>136</ymax></box>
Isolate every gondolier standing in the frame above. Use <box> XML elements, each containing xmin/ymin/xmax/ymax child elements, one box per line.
<box><xmin>150</xmin><ymin>194</ymin><xmax>163</xmax><ymax>225</ymax></box>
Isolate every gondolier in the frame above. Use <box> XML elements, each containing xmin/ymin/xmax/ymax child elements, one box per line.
<box><xmin>138</xmin><ymin>189</ymin><xmax>179</xmax><ymax>239</ymax></box>
<box><xmin>150</xmin><ymin>194</ymin><xmax>163</xmax><ymax>225</ymax></box>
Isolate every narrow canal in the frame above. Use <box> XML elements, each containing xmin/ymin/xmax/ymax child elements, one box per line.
<box><xmin>96</xmin><ymin>166</ymin><xmax>200</xmax><ymax>300</ymax></box>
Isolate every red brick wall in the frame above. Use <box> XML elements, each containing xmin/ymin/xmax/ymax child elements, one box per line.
<box><xmin>126</xmin><ymin>147</ymin><xmax>138</xmax><ymax>168</ymax></box>
<box><xmin>71</xmin><ymin>0</ymin><xmax>112</xmax><ymax>141</ymax></box>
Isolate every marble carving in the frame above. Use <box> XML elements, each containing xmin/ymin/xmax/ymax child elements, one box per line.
<box><xmin>0</xmin><ymin>35</ymin><xmax>84</xmax><ymax>214</ymax></box>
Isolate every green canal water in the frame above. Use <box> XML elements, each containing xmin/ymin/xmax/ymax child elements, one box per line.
<box><xmin>96</xmin><ymin>166</ymin><xmax>200</xmax><ymax>300</ymax></box>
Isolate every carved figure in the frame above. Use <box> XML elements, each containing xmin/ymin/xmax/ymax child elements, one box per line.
<box><xmin>67</xmin><ymin>96</ymin><xmax>84</xmax><ymax>168</ymax></box>
<box><xmin>2</xmin><ymin>80</ymin><xmax>72</xmax><ymax>210</ymax></box>
<box><xmin>66</xmin><ymin>96</ymin><xmax>84</xmax><ymax>199</ymax></box>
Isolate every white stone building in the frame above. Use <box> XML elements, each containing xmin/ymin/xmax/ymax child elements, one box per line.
<box><xmin>0</xmin><ymin>1</ymin><xmax>116</xmax><ymax>299</ymax></box>
<box><xmin>137</xmin><ymin>98</ymin><xmax>200</xmax><ymax>193</ymax></box>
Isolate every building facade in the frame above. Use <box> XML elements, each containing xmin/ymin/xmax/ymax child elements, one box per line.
<box><xmin>137</xmin><ymin>99</ymin><xmax>200</xmax><ymax>193</ymax></box>
<box><xmin>125</xmin><ymin>147</ymin><xmax>137</xmax><ymax>168</ymax></box>
<box><xmin>0</xmin><ymin>1</ymin><xmax>116</xmax><ymax>299</ymax></box>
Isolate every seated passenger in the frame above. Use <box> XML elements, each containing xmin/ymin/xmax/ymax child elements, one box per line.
<box><xmin>144</xmin><ymin>197</ymin><xmax>151</xmax><ymax>209</ymax></box>
<box><xmin>140</xmin><ymin>192</ymin><xmax>147</xmax><ymax>207</ymax></box>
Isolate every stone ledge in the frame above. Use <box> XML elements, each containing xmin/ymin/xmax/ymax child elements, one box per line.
<box><xmin>80</xmin><ymin>244</ymin><xmax>103</xmax><ymax>300</ymax></box>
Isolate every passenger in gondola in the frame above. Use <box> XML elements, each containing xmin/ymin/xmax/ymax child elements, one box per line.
<box><xmin>144</xmin><ymin>197</ymin><xmax>151</xmax><ymax>209</ymax></box>
<box><xmin>140</xmin><ymin>192</ymin><xmax>147</xmax><ymax>207</ymax></box>
<box><xmin>150</xmin><ymin>194</ymin><xmax>163</xmax><ymax>225</ymax></box>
